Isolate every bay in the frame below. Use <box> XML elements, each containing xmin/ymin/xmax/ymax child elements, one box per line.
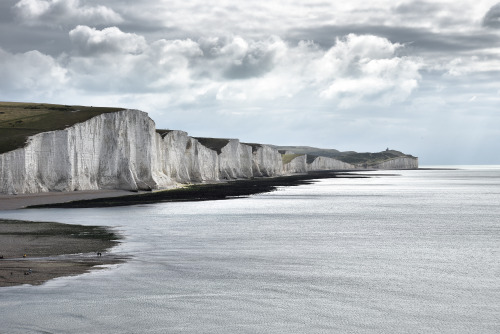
<box><xmin>0</xmin><ymin>167</ymin><xmax>499</xmax><ymax>333</ymax></box>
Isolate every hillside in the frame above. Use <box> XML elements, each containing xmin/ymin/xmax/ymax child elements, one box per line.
<box><xmin>271</xmin><ymin>145</ymin><xmax>415</xmax><ymax>167</ymax></box>
<box><xmin>0</xmin><ymin>102</ymin><xmax>124</xmax><ymax>154</ymax></box>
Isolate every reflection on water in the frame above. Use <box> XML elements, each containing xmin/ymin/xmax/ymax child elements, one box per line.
<box><xmin>0</xmin><ymin>167</ymin><xmax>499</xmax><ymax>333</ymax></box>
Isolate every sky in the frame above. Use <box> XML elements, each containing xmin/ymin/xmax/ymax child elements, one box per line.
<box><xmin>1</xmin><ymin>0</ymin><xmax>499</xmax><ymax>165</ymax></box>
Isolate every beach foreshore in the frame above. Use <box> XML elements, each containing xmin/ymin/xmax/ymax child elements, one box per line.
<box><xmin>26</xmin><ymin>171</ymin><xmax>377</xmax><ymax>209</ymax></box>
<box><xmin>0</xmin><ymin>170</ymin><xmax>412</xmax><ymax>210</ymax></box>
<box><xmin>0</xmin><ymin>189</ymin><xmax>139</xmax><ymax>210</ymax></box>
<box><xmin>0</xmin><ymin>219</ymin><xmax>124</xmax><ymax>287</ymax></box>
<box><xmin>0</xmin><ymin>171</ymin><xmax>380</xmax><ymax>287</ymax></box>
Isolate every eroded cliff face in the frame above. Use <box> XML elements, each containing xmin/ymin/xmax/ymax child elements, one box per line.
<box><xmin>307</xmin><ymin>156</ymin><xmax>355</xmax><ymax>171</ymax></box>
<box><xmin>0</xmin><ymin>110</ymin><xmax>167</xmax><ymax>194</ymax></box>
<box><xmin>0</xmin><ymin>109</ymin><xmax>418</xmax><ymax>195</ymax></box>
<box><xmin>371</xmin><ymin>157</ymin><xmax>418</xmax><ymax>169</ymax></box>
<box><xmin>159</xmin><ymin>130</ymin><xmax>219</xmax><ymax>183</ymax></box>
<box><xmin>282</xmin><ymin>155</ymin><xmax>308</xmax><ymax>174</ymax></box>
<box><xmin>251</xmin><ymin>145</ymin><xmax>283</xmax><ymax>177</ymax></box>
<box><xmin>218</xmin><ymin>140</ymin><xmax>253</xmax><ymax>180</ymax></box>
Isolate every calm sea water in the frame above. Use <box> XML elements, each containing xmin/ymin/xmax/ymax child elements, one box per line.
<box><xmin>0</xmin><ymin>167</ymin><xmax>499</xmax><ymax>333</ymax></box>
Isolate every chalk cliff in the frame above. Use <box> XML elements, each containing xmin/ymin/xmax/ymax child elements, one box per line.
<box><xmin>282</xmin><ymin>154</ymin><xmax>308</xmax><ymax>174</ymax></box>
<box><xmin>158</xmin><ymin>130</ymin><xmax>219</xmax><ymax>183</ymax></box>
<box><xmin>371</xmin><ymin>157</ymin><xmax>418</xmax><ymax>169</ymax></box>
<box><xmin>307</xmin><ymin>156</ymin><xmax>356</xmax><ymax>171</ymax></box>
<box><xmin>247</xmin><ymin>144</ymin><xmax>283</xmax><ymax>177</ymax></box>
<box><xmin>0</xmin><ymin>110</ymin><xmax>168</xmax><ymax>194</ymax></box>
<box><xmin>0</xmin><ymin>108</ymin><xmax>418</xmax><ymax>195</ymax></box>
<box><xmin>218</xmin><ymin>140</ymin><xmax>253</xmax><ymax>180</ymax></box>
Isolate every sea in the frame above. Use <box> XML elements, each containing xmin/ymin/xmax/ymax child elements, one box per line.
<box><xmin>0</xmin><ymin>166</ymin><xmax>499</xmax><ymax>334</ymax></box>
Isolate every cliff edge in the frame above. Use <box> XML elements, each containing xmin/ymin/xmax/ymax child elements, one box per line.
<box><xmin>0</xmin><ymin>103</ymin><xmax>418</xmax><ymax>195</ymax></box>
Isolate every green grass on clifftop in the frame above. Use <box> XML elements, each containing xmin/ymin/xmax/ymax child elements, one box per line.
<box><xmin>0</xmin><ymin>102</ymin><xmax>124</xmax><ymax>154</ymax></box>
<box><xmin>336</xmin><ymin>150</ymin><xmax>416</xmax><ymax>166</ymax></box>
<box><xmin>282</xmin><ymin>154</ymin><xmax>304</xmax><ymax>164</ymax></box>
<box><xmin>195</xmin><ymin>137</ymin><xmax>231</xmax><ymax>155</ymax></box>
<box><xmin>272</xmin><ymin>145</ymin><xmax>415</xmax><ymax>167</ymax></box>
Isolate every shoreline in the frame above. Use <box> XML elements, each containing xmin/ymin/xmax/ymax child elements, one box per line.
<box><xmin>25</xmin><ymin>170</ymin><xmax>375</xmax><ymax>209</ymax></box>
<box><xmin>0</xmin><ymin>219</ymin><xmax>124</xmax><ymax>287</ymax></box>
<box><xmin>0</xmin><ymin>169</ymin><xmax>443</xmax><ymax>211</ymax></box>
<box><xmin>0</xmin><ymin>189</ymin><xmax>141</xmax><ymax>210</ymax></box>
<box><xmin>0</xmin><ymin>170</ymin><xmax>390</xmax><ymax>287</ymax></box>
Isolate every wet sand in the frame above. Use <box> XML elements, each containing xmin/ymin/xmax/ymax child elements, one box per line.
<box><xmin>27</xmin><ymin>171</ymin><xmax>372</xmax><ymax>209</ymax></box>
<box><xmin>0</xmin><ymin>219</ymin><xmax>124</xmax><ymax>287</ymax></box>
<box><xmin>0</xmin><ymin>189</ymin><xmax>138</xmax><ymax>210</ymax></box>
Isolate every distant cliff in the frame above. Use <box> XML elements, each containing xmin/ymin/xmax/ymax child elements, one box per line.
<box><xmin>0</xmin><ymin>106</ymin><xmax>418</xmax><ymax>195</ymax></box>
<box><xmin>272</xmin><ymin>145</ymin><xmax>418</xmax><ymax>169</ymax></box>
<box><xmin>371</xmin><ymin>157</ymin><xmax>418</xmax><ymax>169</ymax></box>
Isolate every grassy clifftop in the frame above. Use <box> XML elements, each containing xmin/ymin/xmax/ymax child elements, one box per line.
<box><xmin>335</xmin><ymin>150</ymin><xmax>416</xmax><ymax>165</ymax></box>
<box><xmin>0</xmin><ymin>102</ymin><xmax>123</xmax><ymax>154</ymax></box>
<box><xmin>282</xmin><ymin>153</ymin><xmax>304</xmax><ymax>164</ymax></box>
<box><xmin>194</xmin><ymin>137</ymin><xmax>231</xmax><ymax>155</ymax></box>
<box><xmin>272</xmin><ymin>145</ymin><xmax>416</xmax><ymax>166</ymax></box>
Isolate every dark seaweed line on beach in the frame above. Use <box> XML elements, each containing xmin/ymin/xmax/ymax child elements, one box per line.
<box><xmin>28</xmin><ymin>171</ymin><xmax>368</xmax><ymax>209</ymax></box>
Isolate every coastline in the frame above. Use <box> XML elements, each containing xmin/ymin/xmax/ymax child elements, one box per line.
<box><xmin>26</xmin><ymin>171</ymin><xmax>373</xmax><ymax>209</ymax></box>
<box><xmin>0</xmin><ymin>170</ymin><xmax>384</xmax><ymax>287</ymax></box>
<box><xmin>0</xmin><ymin>189</ymin><xmax>141</xmax><ymax>210</ymax></box>
<box><xmin>0</xmin><ymin>170</ymin><xmax>433</xmax><ymax>211</ymax></box>
<box><xmin>0</xmin><ymin>219</ymin><xmax>124</xmax><ymax>287</ymax></box>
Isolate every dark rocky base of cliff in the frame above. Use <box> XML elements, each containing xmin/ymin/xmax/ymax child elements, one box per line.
<box><xmin>28</xmin><ymin>171</ymin><xmax>374</xmax><ymax>209</ymax></box>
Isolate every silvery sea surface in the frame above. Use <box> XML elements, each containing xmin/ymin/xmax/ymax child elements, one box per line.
<box><xmin>0</xmin><ymin>166</ymin><xmax>499</xmax><ymax>333</ymax></box>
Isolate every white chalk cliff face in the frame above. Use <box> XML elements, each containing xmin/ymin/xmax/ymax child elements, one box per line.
<box><xmin>218</xmin><ymin>140</ymin><xmax>253</xmax><ymax>180</ymax></box>
<box><xmin>0</xmin><ymin>109</ymin><xmax>418</xmax><ymax>195</ymax></box>
<box><xmin>282</xmin><ymin>155</ymin><xmax>308</xmax><ymax>174</ymax></box>
<box><xmin>1</xmin><ymin>110</ymin><xmax>167</xmax><ymax>194</ymax></box>
<box><xmin>307</xmin><ymin>156</ymin><xmax>356</xmax><ymax>171</ymax></box>
<box><xmin>159</xmin><ymin>130</ymin><xmax>219</xmax><ymax>183</ymax></box>
<box><xmin>371</xmin><ymin>157</ymin><xmax>418</xmax><ymax>169</ymax></box>
<box><xmin>251</xmin><ymin>145</ymin><xmax>283</xmax><ymax>177</ymax></box>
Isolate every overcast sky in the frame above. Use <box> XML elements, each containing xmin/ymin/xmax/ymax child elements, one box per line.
<box><xmin>1</xmin><ymin>0</ymin><xmax>499</xmax><ymax>165</ymax></box>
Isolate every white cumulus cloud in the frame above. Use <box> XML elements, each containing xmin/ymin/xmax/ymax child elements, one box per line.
<box><xmin>311</xmin><ymin>35</ymin><xmax>420</xmax><ymax>107</ymax></box>
<box><xmin>211</xmin><ymin>34</ymin><xmax>421</xmax><ymax>107</ymax></box>
<box><xmin>69</xmin><ymin>25</ymin><xmax>146</xmax><ymax>55</ymax></box>
<box><xmin>14</xmin><ymin>0</ymin><xmax>123</xmax><ymax>26</ymax></box>
<box><xmin>0</xmin><ymin>48</ymin><xmax>67</xmax><ymax>97</ymax></box>
<box><xmin>1</xmin><ymin>27</ymin><xmax>422</xmax><ymax>110</ymax></box>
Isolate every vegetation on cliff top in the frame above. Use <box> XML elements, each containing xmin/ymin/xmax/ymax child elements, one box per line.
<box><xmin>194</xmin><ymin>137</ymin><xmax>231</xmax><ymax>155</ymax></box>
<box><xmin>272</xmin><ymin>145</ymin><xmax>415</xmax><ymax>167</ymax></box>
<box><xmin>0</xmin><ymin>102</ymin><xmax>123</xmax><ymax>154</ymax></box>
<box><xmin>335</xmin><ymin>150</ymin><xmax>416</xmax><ymax>166</ymax></box>
<box><xmin>156</xmin><ymin>129</ymin><xmax>175</xmax><ymax>138</ymax></box>
<box><xmin>282</xmin><ymin>153</ymin><xmax>304</xmax><ymax>165</ymax></box>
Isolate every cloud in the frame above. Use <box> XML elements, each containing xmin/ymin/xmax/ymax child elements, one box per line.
<box><xmin>13</xmin><ymin>0</ymin><xmax>123</xmax><ymax>26</ymax></box>
<box><xmin>483</xmin><ymin>3</ymin><xmax>500</xmax><ymax>28</ymax></box>
<box><xmin>205</xmin><ymin>34</ymin><xmax>422</xmax><ymax>107</ymax></box>
<box><xmin>313</xmin><ymin>34</ymin><xmax>421</xmax><ymax>107</ymax></box>
<box><xmin>66</xmin><ymin>30</ymin><xmax>205</xmax><ymax>95</ymax></box>
<box><xmin>0</xmin><ymin>48</ymin><xmax>67</xmax><ymax>96</ymax></box>
<box><xmin>1</xmin><ymin>0</ymin><xmax>499</xmax><ymax>164</ymax></box>
<box><xmin>69</xmin><ymin>25</ymin><xmax>146</xmax><ymax>55</ymax></box>
<box><xmin>288</xmin><ymin>24</ymin><xmax>500</xmax><ymax>55</ymax></box>
<box><xmin>2</xmin><ymin>26</ymin><xmax>422</xmax><ymax>109</ymax></box>
<box><xmin>394</xmin><ymin>1</ymin><xmax>442</xmax><ymax>15</ymax></box>
<box><xmin>197</xmin><ymin>36</ymin><xmax>287</xmax><ymax>80</ymax></box>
